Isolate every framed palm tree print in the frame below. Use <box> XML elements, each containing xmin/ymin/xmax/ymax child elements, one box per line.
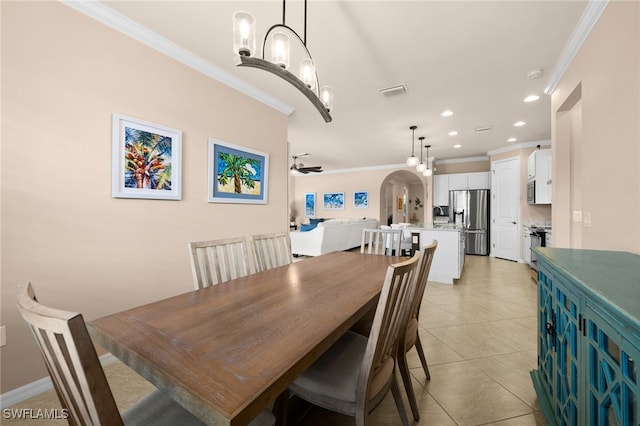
<box><xmin>112</xmin><ymin>114</ymin><xmax>182</xmax><ymax>200</ymax></box>
<box><xmin>208</xmin><ymin>138</ymin><xmax>269</xmax><ymax>204</ymax></box>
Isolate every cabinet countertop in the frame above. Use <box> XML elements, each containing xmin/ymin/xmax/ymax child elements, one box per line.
<box><xmin>407</xmin><ymin>224</ymin><xmax>464</xmax><ymax>232</ymax></box>
<box><xmin>534</xmin><ymin>247</ymin><xmax>640</xmax><ymax>327</ymax></box>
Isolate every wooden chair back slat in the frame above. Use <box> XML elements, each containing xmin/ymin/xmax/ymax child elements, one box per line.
<box><xmin>361</xmin><ymin>228</ymin><xmax>402</xmax><ymax>256</ymax></box>
<box><xmin>189</xmin><ymin>237</ymin><xmax>254</xmax><ymax>289</ymax></box>
<box><xmin>249</xmin><ymin>232</ymin><xmax>293</xmax><ymax>273</ymax></box>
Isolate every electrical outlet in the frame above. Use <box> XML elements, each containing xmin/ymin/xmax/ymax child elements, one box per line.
<box><xmin>0</xmin><ymin>326</ymin><xmax>6</xmax><ymax>347</ymax></box>
<box><xmin>584</xmin><ymin>212</ymin><xmax>592</xmax><ymax>228</ymax></box>
<box><xmin>573</xmin><ymin>211</ymin><xmax>582</xmax><ymax>222</ymax></box>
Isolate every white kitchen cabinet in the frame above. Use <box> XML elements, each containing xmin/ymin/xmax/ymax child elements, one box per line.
<box><xmin>446</xmin><ymin>172</ymin><xmax>491</xmax><ymax>191</ymax></box>
<box><xmin>528</xmin><ymin>149</ymin><xmax>552</xmax><ymax>204</ymax></box>
<box><xmin>434</xmin><ymin>175</ymin><xmax>449</xmax><ymax>206</ymax></box>
<box><xmin>447</xmin><ymin>173</ymin><xmax>468</xmax><ymax>190</ymax></box>
<box><xmin>467</xmin><ymin>172</ymin><xmax>490</xmax><ymax>189</ymax></box>
<box><xmin>434</xmin><ymin>172</ymin><xmax>491</xmax><ymax>206</ymax></box>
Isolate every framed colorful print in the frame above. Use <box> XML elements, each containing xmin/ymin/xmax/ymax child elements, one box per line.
<box><xmin>323</xmin><ymin>192</ymin><xmax>345</xmax><ymax>210</ymax></box>
<box><xmin>305</xmin><ymin>192</ymin><xmax>316</xmax><ymax>218</ymax></box>
<box><xmin>397</xmin><ymin>196</ymin><xmax>404</xmax><ymax>211</ymax></box>
<box><xmin>354</xmin><ymin>191</ymin><xmax>369</xmax><ymax>208</ymax></box>
<box><xmin>111</xmin><ymin>113</ymin><xmax>182</xmax><ymax>200</ymax></box>
<box><xmin>208</xmin><ymin>138</ymin><xmax>269</xmax><ymax>204</ymax></box>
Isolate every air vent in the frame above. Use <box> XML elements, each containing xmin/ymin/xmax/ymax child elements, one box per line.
<box><xmin>379</xmin><ymin>84</ymin><xmax>407</xmax><ymax>97</ymax></box>
<box><xmin>474</xmin><ymin>126</ymin><xmax>493</xmax><ymax>134</ymax></box>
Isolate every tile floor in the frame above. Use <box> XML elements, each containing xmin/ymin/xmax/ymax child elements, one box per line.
<box><xmin>5</xmin><ymin>255</ymin><xmax>546</xmax><ymax>426</ymax></box>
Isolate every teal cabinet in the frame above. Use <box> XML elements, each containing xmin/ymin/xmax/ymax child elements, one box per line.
<box><xmin>531</xmin><ymin>248</ymin><xmax>640</xmax><ymax>426</ymax></box>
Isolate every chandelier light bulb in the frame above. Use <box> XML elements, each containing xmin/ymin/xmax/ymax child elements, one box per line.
<box><xmin>406</xmin><ymin>156</ymin><xmax>419</xmax><ymax>167</ymax></box>
<box><xmin>416</xmin><ymin>162</ymin><xmax>427</xmax><ymax>173</ymax></box>
<box><xmin>299</xmin><ymin>59</ymin><xmax>316</xmax><ymax>90</ymax></box>
<box><xmin>233</xmin><ymin>11</ymin><xmax>256</xmax><ymax>56</ymax></box>
<box><xmin>270</xmin><ymin>32</ymin><xmax>290</xmax><ymax>69</ymax></box>
<box><xmin>320</xmin><ymin>86</ymin><xmax>334</xmax><ymax>112</ymax></box>
<box><xmin>423</xmin><ymin>168</ymin><xmax>432</xmax><ymax>177</ymax></box>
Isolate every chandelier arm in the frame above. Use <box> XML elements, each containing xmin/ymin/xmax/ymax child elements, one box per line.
<box><xmin>261</xmin><ymin>23</ymin><xmax>321</xmax><ymax>94</ymax></box>
<box><xmin>236</xmin><ymin>56</ymin><xmax>331</xmax><ymax>122</ymax></box>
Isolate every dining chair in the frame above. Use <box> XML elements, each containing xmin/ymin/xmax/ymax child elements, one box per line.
<box><xmin>390</xmin><ymin>224</ymin><xmax>412</xmax><ymax>255</ymax></box>
<box><xmin>397</xmin><ymin>240</ymin><xmax>438</xmax><ymax>421</ymax></box>
<box><xmin>249</xmin><ymin>232</ymin><xmax>293</xmax><ymax>272</ymax></box>
<box><xmin>287</xmin><ymin>252</ymin><xmax>421</xmax><ymax>426</ymax></box>
<box><xmin>361</xmin><ymin>227</ymin><xmax>402</xmax><ymax>256</ymax></box>
<box><xmin>16</xmin><ymin>283</ymin><xmax>275</xmax><ymax>426</ymax></box>
<box><xmin>188</xmin><ymin>237</ymin><xmax>254</xmax><ymax>289</ymax></box>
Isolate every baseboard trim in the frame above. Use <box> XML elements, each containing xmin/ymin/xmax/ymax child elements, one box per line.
<box><xmin>0</xmin><ymin>353</ymin><xmax>118</xmax><ymax>409</ymax></box>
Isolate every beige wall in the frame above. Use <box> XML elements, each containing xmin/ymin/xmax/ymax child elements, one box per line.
<box><xmin>1</xmin><ymin>2</ymin><xmax>288</xmax><ymax>392</ymax></box>
<box><xmin>433</xmin><ymin>159</ymin><xmax>490</xmax><ymax>175</ymax></box>
<box><xmin>292</xmin><ymin>167</ymin><xmax>430</xmax><ymax>226</ymax></box>
<box><xmin>551</xmin><ymin>1</ymin><xmax>639</xmax><ymax>253</ymax></box>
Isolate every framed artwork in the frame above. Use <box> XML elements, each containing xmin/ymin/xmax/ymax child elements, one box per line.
<box><xmin>323</xmin><ymin>192</ymin><xmax>345</xmax><ymax>210</ymax></box>
<box><xmin>111</xmin><ymin>113</ymin><xmax>182</xmax><ymax>200</ymax></box>
<box><xmin>208</xmin><ymin>138</ymin><xmax>269</xmax><ymax>204</ymax></box>
<box><xmin>354</xmin><ymin>191</ymin><xmax>369</xmax><ymax>208</ymax></box>
<box><xmin>305</xmin><ymin>192</ymin><xmax>316</xmax><ymax>217</ymax></box>
<box><xmin>397</xmin><ymin>196</ymin><xmax>404</xmax><ymax>211</ymax></box>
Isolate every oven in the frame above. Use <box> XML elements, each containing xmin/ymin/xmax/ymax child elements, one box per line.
<box><xmin>529</xmin><ymin>228</ymin><xmax>546</xmax><ymax>272</ymax></box>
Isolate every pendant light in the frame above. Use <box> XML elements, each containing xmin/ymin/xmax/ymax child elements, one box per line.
<box><xmin>406</xmin><ymin>126</ymin><xmax>418</xmax><ymax>167</ymax></box>
<box><xmin>416</xmin><ymin>137</ymin><xmax>427</xmax><ymax>173</ymax></box>
<box><xmin>423</xmin><ymin>144</ymin><xmax>433</xmax><ymax>176</ymax></box>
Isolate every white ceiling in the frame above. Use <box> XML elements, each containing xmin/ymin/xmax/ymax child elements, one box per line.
<box><xmin>98</xmin><ymin>1</ymin><xmax>588</xmax><ymax>172</ymax></box>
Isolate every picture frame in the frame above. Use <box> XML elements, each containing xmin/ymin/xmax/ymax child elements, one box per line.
<box><xmin>208</xmin><ymin>138</ymin><xmax>269</xmax><ymax>204</ymax></box>
<box><xmin>397</xmin><ymin>196</ymin><xmax>404</xmax><ymax>212</ymax></box>
<box><xmin>323</xmin><ymin>192</ymin><xmax>345</xmax><ymax>210</ymax></box>
<box><xmin>354</xmin><ymin>191</ymin><xmax>369</xmax><ymax>208</ymax></box>
<box><xmin>111</xmin><ymin>113</ymin><xmax>182</xmax><ymax>200</ymax></box>
<box><xmin>305</xmin><ymin>192</ymin><xmax>316</xmax><ymax>218</ymax></box>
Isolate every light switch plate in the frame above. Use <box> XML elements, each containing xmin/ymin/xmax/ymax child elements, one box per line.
<box><xmin>0</xmin><ymin>325</ymin><xmax>6</xmax><ymax>347</ymax></box>
<box><xmin>573</xmin><ymin>211</ymin><xmax>582</xmax><ymax>222</ymax></box>
<box><xmin>584</xmin><ymin>212</ymin><xmax>592</xmax><ymax>228</ymax></box>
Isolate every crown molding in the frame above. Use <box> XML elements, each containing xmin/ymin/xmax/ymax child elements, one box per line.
<box><xmin>61</xmin><ymin>0</ymin><xmax>294</xmax><ymax>116</ymax></box>
<box><xmin>544</xmin><ymin>0</ymin><xmax>609</xmax><ymax>95</ymax></box>
<box><xmin>486</xmin><ymin>140</ymin><xmax>551</xmax><ymax>156</ymax></box>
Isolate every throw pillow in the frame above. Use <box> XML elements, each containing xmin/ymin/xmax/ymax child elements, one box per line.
<box><xmin>300</xmin><ymin>223</ymin><xmax>318</xmax><ymax>232</ymax></box>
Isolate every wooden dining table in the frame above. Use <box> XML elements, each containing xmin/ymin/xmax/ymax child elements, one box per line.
<box><xmin>88</xmin><ymin>251</ymin><xmax>400</xmax><ymax>426</ymax></box>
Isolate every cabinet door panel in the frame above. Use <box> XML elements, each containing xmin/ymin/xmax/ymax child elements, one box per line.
<box><xmin>448</xmin><ymin>173</ymin><xmax>469</xmax><ymax>190</ymax></box>
<box><xmin>584</xmin><ymin>305</ymin><xmax>639</xmax><ymax>426</ymax></box>
<box><xmin>537</xmin><ymin>268</ymin><xmax>556</xmax><ymax>401</ymax></box>
<box><xmin>553</xmin><ymin>280</ymin><xmax>581</xmax><ymax>426</ymax></box>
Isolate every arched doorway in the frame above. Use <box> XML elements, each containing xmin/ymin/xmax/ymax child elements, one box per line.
<box><xmin>379</xmin><ymin>170</ymin><xmax>429</xmax><ymax>226</ymax></box>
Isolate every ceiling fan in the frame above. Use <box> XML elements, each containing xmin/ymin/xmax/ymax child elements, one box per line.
<box><xmin>290</xmin><ymin>153</ymin><xmax>323</xmax><ymax>174</ymax></box>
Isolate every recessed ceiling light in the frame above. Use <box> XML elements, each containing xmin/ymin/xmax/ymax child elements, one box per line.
<box><xmin>507</xmin><ymin>137</ymin><xmax>517</xmax><ymax>142</ymax></box>
<box><xmin>513</xmin><ymin>121</ymin><xmax>526</xmax><ymax>127</ymax></box>
<box><xmin>453</xmin><ymin>144</ymin><xmax>462</xmax><ymax>149</ymax></box>
<box><xmin>448</xmin><ymin>131</ymin><xmax>459</xmax><ymax>136</ymax></box>
<box><xmin>441</xmin><ymin>110</ymin><xmax>453</xmax><ymax>117</ymax></box>
<box><xmin>524</xmin><ymin>95</ymin><xmax>540</xmax><ymax>102</ymax></box>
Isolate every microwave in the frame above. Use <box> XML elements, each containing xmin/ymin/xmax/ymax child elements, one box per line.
<box><xmin>527</xmin><ymin>181</ymin><xmax>535</xmax><ymax>204</ymax></box>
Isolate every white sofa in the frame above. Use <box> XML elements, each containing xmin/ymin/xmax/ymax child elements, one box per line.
<box><xmin>290</xmin><ymin>218</ymin><xmax>379</xmax><ymax>257</ymax></box>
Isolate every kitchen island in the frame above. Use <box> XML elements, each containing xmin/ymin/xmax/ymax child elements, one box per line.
<box><xmin>407</xmin><ymin>224</ymin><xmax>465</xmax><ymax>284</ymax></box>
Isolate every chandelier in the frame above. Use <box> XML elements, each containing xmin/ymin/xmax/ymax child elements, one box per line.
<box><xmin>233</xmin><ymin>0</ymin><xmax>334</xmax><ymax>123</ymax></box>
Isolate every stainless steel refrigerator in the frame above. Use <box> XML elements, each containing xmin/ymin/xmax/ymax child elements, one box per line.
<box><xmin>449</xmin><ymin>189</ymin><xmax>490</xmax><ymax>255</ymax></box>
